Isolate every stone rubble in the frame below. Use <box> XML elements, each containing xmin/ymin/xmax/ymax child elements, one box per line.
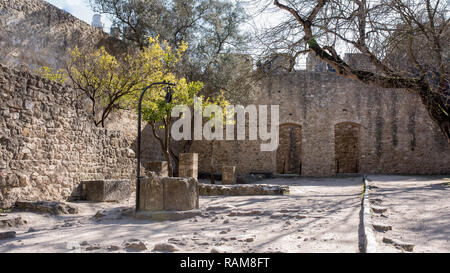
<box><xmin>152</xmin><ymin>242</ymin><xmax>180</xmax><ymax>252</ymax></box>
<box><xmin>14</xmin><ymin>201</ymin><xmax>78</xmax><ymax>215</ymax></box>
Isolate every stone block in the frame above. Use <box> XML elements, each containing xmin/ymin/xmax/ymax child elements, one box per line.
<box><xmin>222</xmin><ymin>166</ymin><xmax>236</xmax><ymax>185</ymax></box>
<box><xmin>163</xmin><ymin>177</ymin><xmax>199</xmax><ymax>211</ymax></box>
<box><xmin>179</xmin><ymin>153</ymin><xmax>198</xmax><ymax>179</ymax></box>
<box><xmin>139</xmin><ymin>176</ymin><xmax>164</xmax><ymax>211</ymax></box>
<box><xmin>147</xmin><ymin>161</ymin><xmax>168</xmax><ymax>177</ymax></box>
<box><xmin>82</xmin><ymin>180</ymin><xmax>131</xmax><ymax>202</ymax></box>
<box><xmin>138</xmin><ymin>176</ymin><xmax>199</xmax><ymax>212</ymax></box>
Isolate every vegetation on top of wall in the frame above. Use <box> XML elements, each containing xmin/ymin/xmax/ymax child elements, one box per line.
<box><xmin>36</xmin><ymin>67</ymin><xmax>67</xmax><ymax>84</ymax></box>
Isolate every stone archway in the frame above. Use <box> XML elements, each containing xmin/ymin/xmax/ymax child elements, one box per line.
<box><xmin>334</xmin><ymin>122</ymin><xmax>361</xmax><ymax>173</ymax></box>
<box><xmin>276</xmin><ymin>124</ymin><xmax>302</xmax><ymax>174</ymax></box>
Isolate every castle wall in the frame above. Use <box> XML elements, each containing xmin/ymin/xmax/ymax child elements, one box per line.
<box><xmin>0</xmin><ymin>0</ymin><xmax>124</xmax><ymax>72</ymax></box>
<box><xmin>0</xmin><ymin>64</ymin><xmax>136</xmax><ymax>208</ymax></box>
<box><xmin>0</xmin><ymin>0</ymin><xmax>181</xmax><ymax>183</ymax></box>
<box><xmin>190</xmin><ymin>71</ymin><xmax>450</xmax><ymax>176</ymax></box>
<box><xmin>1</xmin><ymin>0</ymin><xmax>447</xmax><ymax>181</ymax></box>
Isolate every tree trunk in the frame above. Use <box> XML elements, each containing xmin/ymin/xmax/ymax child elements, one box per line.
<box><xmin>209</xmin><ymin>140</ymin><xmax>215</xmax><ymax>184</ymax></box>
<box><xmin>165</xmin><ymin>119</ymin><xmax>173</xmax><ymax>177</ymax></box>
<box><xmin>151</xmin><ymin>122</ymin><xmax>173</xmax><ymax>177</ymax></box>
<box><xmin>163</xmin><ymin>148</ymin><xmax>173</xmax><ymax>177</ymax></box>
<box><xmin>414</xmin><ymin>83</ymin><xmax>450</xmax><ymax>143</ymax></box>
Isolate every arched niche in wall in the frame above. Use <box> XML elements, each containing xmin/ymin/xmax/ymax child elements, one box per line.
<box><xmin>334</xmin><ymin>122</ymin><xmax>361</xmax><ymax>173</ymax></box>
<box><xmin>276</xmin><ymin>123</ymin><xmax>302</xmax><ymax>174</ymax></box>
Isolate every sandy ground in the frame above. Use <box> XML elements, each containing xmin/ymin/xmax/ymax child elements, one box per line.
<box><xmin>0</xmin><ymin>176</ymin><xmax>363</xmax><ymax>253</ymax></box>
<box><xmin>367</xmin><ymin>175</ymin><xmax>450</xmax><ymax>253</ymax></box>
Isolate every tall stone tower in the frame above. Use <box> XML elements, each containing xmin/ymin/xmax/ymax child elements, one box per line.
<box><xmin>91</xmin><ymin>14</ymin><xmax>104</xmax><ymax>30</ymax></box>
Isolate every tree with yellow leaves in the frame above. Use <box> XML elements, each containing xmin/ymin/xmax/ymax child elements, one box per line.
<box><xmin>40</xmin><ymin>36</ymin><xmax>229</xmax><ymax>176</ymax></box>
<box><xmin>65</xmin><ymin>36</ymin><xmax>191</xmax><ymax>128</ymax></box>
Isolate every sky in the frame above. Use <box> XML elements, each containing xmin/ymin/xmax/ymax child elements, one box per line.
<box><xmin>43</xmin><ymin>0</ymin><xmax>281</xmax><ymax>34</ymax></box>
<box><xmin>44</xmin><ymin>0</ymin><xmax>113</xmax><ymax>30</ymax></box>
<box><xmin>43</xmin><ymin>0</ymin><xmax>306</xmax><ymax>67</ymax></box>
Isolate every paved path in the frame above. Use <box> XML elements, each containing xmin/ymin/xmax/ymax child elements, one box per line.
<box><xmin>0</xmin><ymin>176</ymin><xmax>363</xmax><ymax>253</ymax></box>
<box><xmin>368</xmin><ymin>175</ymin><xmax>450</xmax><ymax>253</ymax></box>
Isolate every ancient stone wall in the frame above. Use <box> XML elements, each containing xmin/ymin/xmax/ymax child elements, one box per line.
<box><xmin>0</xmin><ymin>0</ymin><xmax>182</xmax><ymax>181</ymax></box>
<box><xmin>190</xmin><ymin>71</ymin><xmax>450</xmax><ymax>176</ymax></box>
<box><xmin>277</xmin><ymin>124</ymin><xmax>302</xmax><ymax>174</ymax></box>
<box><xmin>0</xmin><ymin>64</ymin><xmax>136</xmax><ymax>208</ymax></box>
<box><xmin>0</xmin><ymin>0</ymin><xmax>125</xmax><ymax>72</ymax></box>
<box><xmin>0</xmin><ymin>0</ymin><xmax>448</xmax><ymax>180</ymax></box>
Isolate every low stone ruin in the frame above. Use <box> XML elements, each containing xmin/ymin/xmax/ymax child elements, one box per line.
<box><xmin>222</xmin><ymin>166</ymin><xmax>236</xmax><ymax>185</ymax></box>
<box><xmin>179</xmin><ymin>153</ymin><xmax>198</xmax><ymax>178</ymax></box>
<box><xmin>138</xmin><ymin>176</ymin><xmax>199</xmax><ymax>211</ymax></box>
<box><xmin>81</xmin><ymin>180</ymin><xmax>131</xmax><ymax>202</ymax></box>
<box><xmin>199</xmin><ymin>183</ymin><xmax>290</xmax><ymax>196</ymax></box>
<box><xmin>14</xmin><ymin>201</ymin><xmax>78</xmax><ymax>215</ymax></box>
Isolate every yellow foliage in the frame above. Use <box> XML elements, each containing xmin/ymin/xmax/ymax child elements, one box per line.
<box><xmin>36</xmin><ymin>66</ymin><xmax>67</xmax><ymax>84</ymax></box>
<box><xmin>41</xmin><ymin>35</ymin><xmax>228</xmax><ymax>126</ymax></box>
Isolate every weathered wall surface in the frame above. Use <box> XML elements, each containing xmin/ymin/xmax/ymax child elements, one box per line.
<box><xmin>0</xmin><ymin>64</ymin><xmax>136</xmax><ymax>208</ymax></box>
<box><xmin>190</xmin><ymin>71</ymin><xmax>450</xmax><ymax>176</ymax></box>
<box><xmin>0</xmin><ymin>0</ymin><xmax>124</xmax><ymax>72</ymax></box>
<box><xmin>0</xmin><ymin>0</ymin><xmax>178</xmax><ymax>180</ymax></box>
<box><xmin>0</xmin><ymin>0</ymin><xmax>447</xmax><ymax>180</ymax></box>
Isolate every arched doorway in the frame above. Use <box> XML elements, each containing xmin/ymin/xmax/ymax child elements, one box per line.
<box><xmin>335</xmin><ymin>122</ymin><xmax>361</xmax><ymax>173</ymax></box>
<box><xmin>276</xmin><ymin>124</ymin><xmax>302</xmax><ymax>174</ymax></box>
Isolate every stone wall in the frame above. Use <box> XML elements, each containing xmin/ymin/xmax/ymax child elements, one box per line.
<box><xmin>0</xmin><ymin>0</ymin><xmax>448</xmax><ymax>180</ymax></box>
<box><xmin>277</xmin><ymin>124</ymin><xmax>302</xmax><ymax>174</ymax></box>
<box><xmin>0</xmin><ymin>0</ymin><xmax>125</xmax><ymax>72</ymax></box>
<box><xmin>0</xmin><ymin>0</ymin><xmax>182</xmax><ymax>180</ymax></box>
<box><xmin>0</xmin><ymin>64</ymin><xmax>136</xmax><ymax>208</ymax></box>
<box><xmin>190</xmin><ymin>71</ymin><xmax>450</xmax><ymax>176</ymax></box>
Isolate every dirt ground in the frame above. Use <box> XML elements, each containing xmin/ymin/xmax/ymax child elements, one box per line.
<box><xmin>368</xmin><ymin>175</ymin><xmax>450</xmax><ymax>253</ymax></box>
<box><xmin>0</xmin><ymin>176</ymin><xmax>363</xmax><ymax>253</ymax></box>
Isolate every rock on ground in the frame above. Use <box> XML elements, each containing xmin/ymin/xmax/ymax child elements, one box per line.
<box><xmin>123</xmin><ymin>239</ymin><xmax>149</xmax><ymax>252</ymax></box>
<box><xmin>0</xmin><ymin>216</ymin><xmax>26</xmax><ymax>228</ymax></box>
<box><xmin>14</xmin><ymin>201</ymin><xmax>78</xmax><ymax>215</ymax></box>
<box><xmin>153</xmin><ymin>242</ymin><xmax>180</xmax><ymax>252</ymax></box>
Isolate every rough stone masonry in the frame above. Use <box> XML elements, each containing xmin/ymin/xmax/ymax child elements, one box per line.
<box><xmin>0</xmin><ymin>64</ymin><xmax>136</xmax><ymax>208</ymax></box>
<box><xmin>0</xmin><ymin>0</ymin><xmax>448</xmax><ymax>190</ymax></box>
<box><xmin>190</xmin><ymin>60</ymin><xmax>450</xmax><ymax>176</ymax></box>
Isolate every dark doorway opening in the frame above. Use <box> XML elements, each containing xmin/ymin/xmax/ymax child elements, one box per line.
<box><xmin>276</xmin><ymin>124</ymin><xmax>302</xmax><ymax>174</ymax></box>
<box><xmin>335</xmin><ymin>122</ymin><xmax>361</xmax><ymax>173</ymax></box>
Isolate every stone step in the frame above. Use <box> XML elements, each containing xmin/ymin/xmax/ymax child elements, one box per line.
<box><xmin>383</xmin><ymin>237</ymin><xmax>414</xmax><ymax>252</ymax></box>
<box><xmin>372</xmin><ymin>222</ymin><xmax>392</xmax><ymax>232</ymax></box>
<box><xmin>371</xmin><ymin>206</ymin><xmax>388</xmax><ymax>213</ymax></box>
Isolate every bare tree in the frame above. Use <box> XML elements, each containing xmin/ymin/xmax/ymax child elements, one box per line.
<box><xmin>254</xmin><ymin>0</ymin><xmax>449</xmax><ymax>143</ymax></box>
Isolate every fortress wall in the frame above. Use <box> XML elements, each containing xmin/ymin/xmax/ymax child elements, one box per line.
<box><xmin>0</xmin><ymin>0</ymin><xmax>125</xmax><ymax>72</ymax></box>
<box><xmin>191</xmin><ymin>71</ymin><xmax>450</xmax><ymax>176</ymax></box>
<box><xmin>1</xmin><ymin>0</ymin><xmax>447</xmax><ymax>179</ymax></box>
<box><xmin>0</xmin><ymin>64</ymin><xmax>136</xmax><ymax>208</ymax></box>
<box><xmin>0</xmin><ymin>0</ymin><xmax>185</xmax><ymax>181</ymax></box>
